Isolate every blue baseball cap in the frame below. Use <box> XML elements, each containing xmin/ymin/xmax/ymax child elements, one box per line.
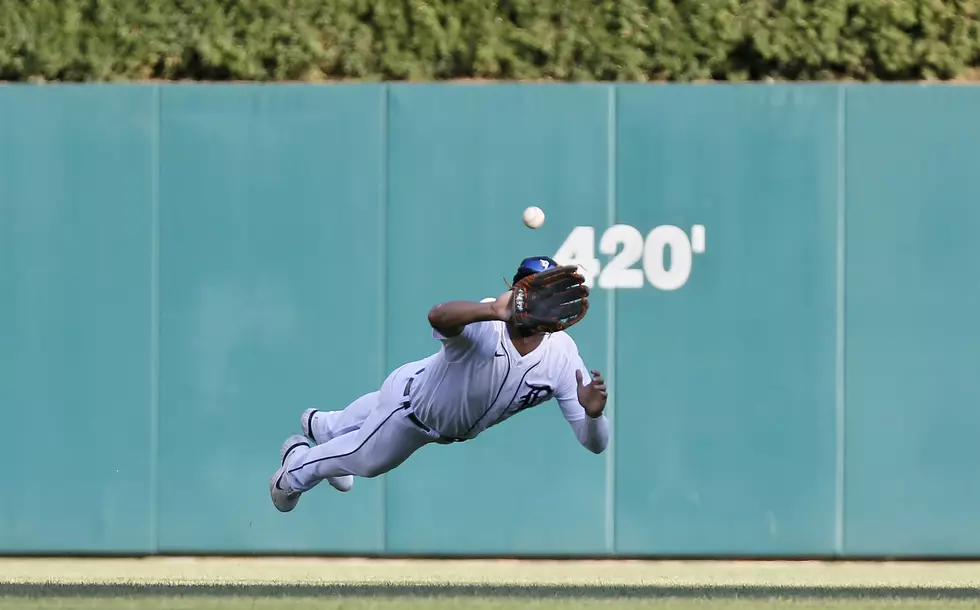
<box><xmin>512</xmin><ymin>256</ymin><xmax>559</xmax><ymax>285</ymax></box>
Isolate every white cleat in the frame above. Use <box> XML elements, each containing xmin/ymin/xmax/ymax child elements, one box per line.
<box><xmin>301</xmin><ymin>408</ymin><xmax>354</xmax><ymax>493</ymax></box>
<box><xmin>328</xmin><ymin>474</ymin><xmax>354</xmax><ymax>492</ymax></box>
<box><xmin>270</xmin><ymin>435</ymin><xmax>310</xmax><ymax>513</ymax></box>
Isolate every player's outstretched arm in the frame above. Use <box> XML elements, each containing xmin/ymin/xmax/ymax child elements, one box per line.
<box><xmin>428</xmin><ymin>291</ymin><xmax>511</xmax><ymax>338</ymax></box>
<box><xmin>556</xmin><ymin>354</ymin><xmax>610</xmax><ymax>454</ymax></box>
<box><xmin>570</xmin><ymin>369</ymin><xmax>609</xmax><ymax>453</ymax></box>
<box><xmin>569</xmin><ymin>411</ymin><xmax>610</xmax><ymax>454</ymax></box>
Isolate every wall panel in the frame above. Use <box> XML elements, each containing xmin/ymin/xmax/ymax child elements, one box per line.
<box><xmin>0</xmin><ymin>86</ymin><xmax>156</xmax><ymax>552</ymax></box>
<box><xmin>383</xmin><ymin>85</ymin><xmax>611</xmax><ymax>555</ymax></box>
<box><xmin>613</xmin><ymin>85</ymin><xmax>840</xmax><ymax>555</ymax></box>
<box><xmin>156</xmin><ymin>85</ymin><xmax>386</xmax><ymax>553</ymax></box>
<box><xmin>843</xmin><ymin>86</ymin><xmax>980</xmax><ymax>556</ymax></box>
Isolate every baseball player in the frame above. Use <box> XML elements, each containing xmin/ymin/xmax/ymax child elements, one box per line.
<box><xmin>270</xmin><ymin>256</ymin><xmax>609</xmax><ymax>512</ymax></box>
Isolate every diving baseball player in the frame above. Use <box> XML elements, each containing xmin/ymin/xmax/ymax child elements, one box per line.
<box><xmin>270</xmin><ymin>256</ymin><xmax>608</xmax><ymax>512</ymax></box>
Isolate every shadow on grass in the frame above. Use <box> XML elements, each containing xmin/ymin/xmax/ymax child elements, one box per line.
<box><xmin>0</xmin><ymin>584</ymin><xmax>977</xmax><ymax>600</ymax></box>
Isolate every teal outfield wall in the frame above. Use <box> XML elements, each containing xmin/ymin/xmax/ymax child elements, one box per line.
<box><xmin>2</xmin><ymin>84</ymin><xmax>979</xmax><ymax>557</ymax></box>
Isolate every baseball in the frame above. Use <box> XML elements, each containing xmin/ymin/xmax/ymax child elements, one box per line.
<box><xmin>522</xmin><ymin>206</ymin><xmax>545</xmax><ymax>229</ymax></box>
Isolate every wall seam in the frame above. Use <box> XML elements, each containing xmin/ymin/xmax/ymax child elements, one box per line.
<box><xmin>379</xmin><ymin>84</ymin><xmax>390</xmax><ymax>554</ymax></box>
<box><xmin>149</xmin><ymin>84</ymin><xmax>162</xmax><ymax>554</ymax></box>
<box><xmin>604</xmin><ymin>84</ymin><xmax>618</xmax><ymax>555</ymax></box>
<box><xmin>834</xmin><ymin>84</ymin><xmax>848</xmax><ymax>557</ymax></box>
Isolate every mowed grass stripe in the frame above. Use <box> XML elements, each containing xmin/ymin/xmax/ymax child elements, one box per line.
<box><xmin>2</xmin><ymin>559</ymin><xmax>980</xmax><ymax>588</ymax></box>
<box><xmin>0</xmin><ymin>583</ymin><xmax>979</xmax><ymax>600</ymax></box>
<box><xmin>1</xmin><ymin>596</ymin><xmax>980</xmax><ymax>610</ymax></box>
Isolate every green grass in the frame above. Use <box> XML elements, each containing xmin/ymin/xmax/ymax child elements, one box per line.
<box><xmin>2</xmin><ymin>558</ymin><xmax>980</xmax><ymax>610</ymax></box>
<box><xmin>2</xmin><ymin>596</ymin><xmax>980</xmax><ymax>610</ymax></box>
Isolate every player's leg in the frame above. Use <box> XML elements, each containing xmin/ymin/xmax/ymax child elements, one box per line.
<box><xmin>270</xmin><ymin>366</ymin><xmax>439</xmax><ymax>512</ymax></box>
<box><xmin>270</xmin><ymin>406</ymin><xmax>434</xmax><ymax>511</ymax></box>
<box><xmin>291</xmin><ymin>401</ymin><xmax>431</xmax><ymax>486</ymax></box>
<box><xmin>301</xmin><ymin>391</ymin><xmax>381</xmax><ymax>493</ymax></box>
<box><xmin>301</xmin><ymin>391</ymin><xmax>378</xmax><ymax>444</ymax></box>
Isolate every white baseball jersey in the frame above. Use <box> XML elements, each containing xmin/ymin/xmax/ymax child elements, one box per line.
<box><xmin>284</xmin><ymin>316</ymin><xmax>608</xmax><ymax>496</ymax></box>
<box><xmin>407</xmin><ymin>320</ymin><xmax>595</xmax><ymax>441</ymax></box>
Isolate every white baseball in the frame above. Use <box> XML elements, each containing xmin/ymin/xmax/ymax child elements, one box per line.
<box><xmin>523</xmin><ymin>206</ymin><xmax>545</xmax><ymax>229</ymax></box>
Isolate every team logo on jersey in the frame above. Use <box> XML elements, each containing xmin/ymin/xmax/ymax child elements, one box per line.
<box><xmin>516</xmin><ymin>383</ymin><xmax>554</xmax><ymax>411</ymax></box>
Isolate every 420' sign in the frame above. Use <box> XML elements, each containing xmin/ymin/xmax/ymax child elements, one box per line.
<box><xmin>553</xmin><ymin>224</ymin><xmax>706</xmax><ymax>290</ymax></box>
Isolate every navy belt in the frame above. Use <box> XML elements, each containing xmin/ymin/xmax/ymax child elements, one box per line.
<box><xmin>401</xmin><ymin>369</ymin><xmax>462</xmax><ymax>444</ymax></box>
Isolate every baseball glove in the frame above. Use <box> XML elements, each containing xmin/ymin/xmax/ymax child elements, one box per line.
<box><xmin>510</xmin><ymin>265</ymin><xmax>590</xmax><ymax>333</ymax></box>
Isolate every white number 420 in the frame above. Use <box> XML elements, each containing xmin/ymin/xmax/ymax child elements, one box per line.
<box><xmin>553</xmin><ymin>224</ymin><xmax>706</xmax><ymax>290</ymax></box>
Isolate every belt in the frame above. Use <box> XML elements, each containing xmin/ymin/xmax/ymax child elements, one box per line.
<box><xmin>401</xmin><ymin>369</ymin><xmax>463</xmax><ymax>444</ymax></box>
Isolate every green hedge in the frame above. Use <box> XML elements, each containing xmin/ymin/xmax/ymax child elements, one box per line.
<box><xmin>2</xmin><ymin>0</ymin><xmax>979</xmax><ymax>82</ymax></box>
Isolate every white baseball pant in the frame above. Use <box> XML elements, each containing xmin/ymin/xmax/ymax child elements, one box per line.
<box><xmin>285</xmin><ymin>365</ymin><xmax>454</xmax><ymax>493</ymax></box>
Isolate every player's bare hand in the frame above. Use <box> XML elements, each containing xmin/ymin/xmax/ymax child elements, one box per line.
<box><xmin>576</xmin><ymin>369</ymin><xmax>607</xmax><ymax>418</ymax></box>
<box><xmin>490</xmin><ymin>290</ymin><xmax>513</xmax><ymax>321</ymax></box>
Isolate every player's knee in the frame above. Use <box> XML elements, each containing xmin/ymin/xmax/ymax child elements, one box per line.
<box><xmin>357</xmin><ymin>450</ymin><xmax>398</xmax><ymax>478</ymax></box>
<box><xmin>359</xmin><ymin>461</ymin><xmax>387</xmax><ymax>478</ymax></box>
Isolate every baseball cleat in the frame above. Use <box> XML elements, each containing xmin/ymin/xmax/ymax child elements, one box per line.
<box><xmin>270</xmin><ymin>435</ymin><xmax>310</xmax><ymax>513</ymax></box>
<box><xmin>327</xmin><ymin>474</ymin><xmax>354</xmax><ymax>492</ymax></box>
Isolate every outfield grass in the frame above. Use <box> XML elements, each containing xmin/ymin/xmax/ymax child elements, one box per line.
<box><xmin>1</xmin><ymin>558</ymin><xmax>978</xmax><ymax>609</ymax></box>
<box><xmin>2</xmin><ymin>599</ymin><xmax>980</xmax><ymax>610</ymax></box>
<box><xmin>2</xmin><ymin>596</ymin><xmax>979</xmax><ymax>610</ymax></box>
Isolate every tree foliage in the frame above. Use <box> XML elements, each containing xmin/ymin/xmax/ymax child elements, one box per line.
<box><xmin>2</xmin><ymin>0</ymin><xmax>979</xmax><ymax>82</ymax></box>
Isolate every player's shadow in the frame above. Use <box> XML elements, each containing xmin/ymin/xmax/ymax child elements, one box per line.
<box><xmin>1</xmin><ymin>583</ymin><xmax>978</xmax><ymax>599</ymax></box>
